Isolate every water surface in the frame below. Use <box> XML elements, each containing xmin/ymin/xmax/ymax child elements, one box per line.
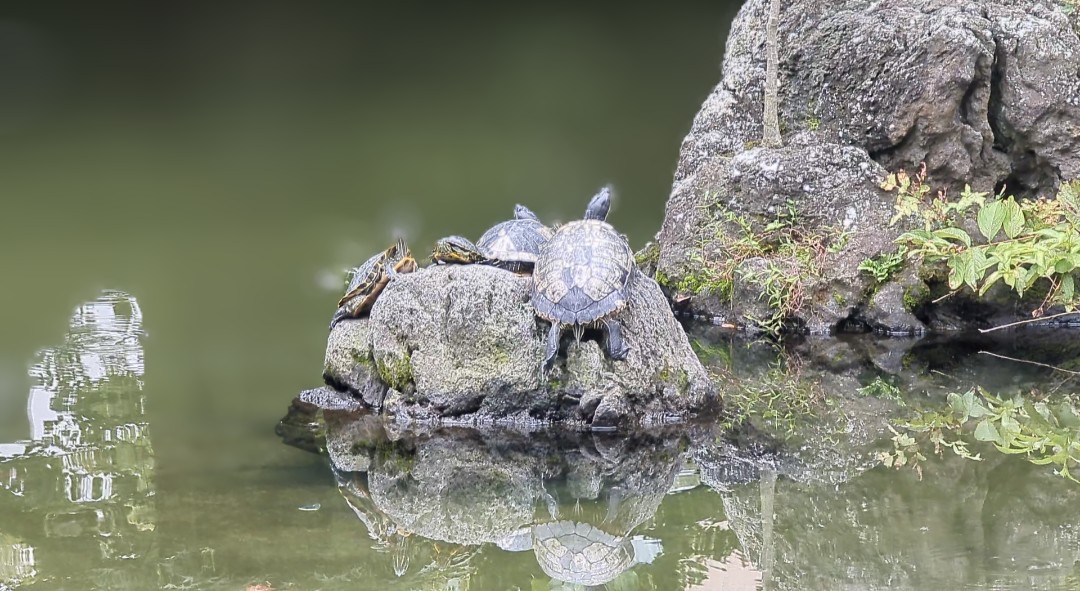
<box><xmin>3</xmin><ymin>4</ymin><xmax>1080</xmax><ymax>591</ymax></box>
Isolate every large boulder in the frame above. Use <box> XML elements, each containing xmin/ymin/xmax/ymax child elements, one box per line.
<box><xmin>322</xmin><ymin>264</ymin><xmax>716</xmax><ymax>427</ymax></box>
<box><xmin>682</xmin><ymin>0</ymin><xmax>1080</xmax><ymax>197</ymax></box>
<box><xmin>657</xmin><ymin>138</ymin><xmax>926</xmax><ymax>334</ymax></box>
<box><xmin>656</xmin><ymin>0</ymin><xmax>1080</xmax><ymax>333</ymax></box>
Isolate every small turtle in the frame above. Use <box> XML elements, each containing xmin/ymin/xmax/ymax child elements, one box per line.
<box><xmin>430</xmin><ymin>235</ymin><xmax>486</xmax><ymax>265</ymax></box>
<box><xmin>329</xmin><ymin>238</ymin><xmax>417</xmax><ymax>329</ymax></box>
<box><xmin>530</xmin><ymin>186</ymin><xmax>633</xmax><ymax>374</ymax></box>
<box><xmin>430</xmin><ymin>204</ymin><xmax>554</xmax><ymax>273</ymax></box>
<box><xmin>476</xmin><ymin>204</ymin><xmax>554</xmax><ymax>273</ymax></box>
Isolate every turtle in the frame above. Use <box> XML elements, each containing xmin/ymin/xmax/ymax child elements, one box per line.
<box><xmin>530</xmin><ymin>186</ymin><xmax>633</xmax><ymax>374</ymax></box>
<box><xmin>329</xmin><ymin>238</ymin><xmax>417</xmax><ymax>329</ymax></box>
<box><xmin>429</xmin><ymin>235</ymin><xmax>486</xmax><ymax>265</ymax></box>
<box><xmin>430</xmin><ymin>204</ymin><xmax>554</xmax><ymax>273</ymax></box>
<box><xmin>475</xmin><ymin>204</ymin><xmax>555</xmax><ymax>273</ymax></box>
<box><xmin>532</xmin><ymin>520</ymin><xmax>636</xmax><ymax>587</ymax></box>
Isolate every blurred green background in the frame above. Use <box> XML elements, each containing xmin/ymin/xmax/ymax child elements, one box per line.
<box><xmin>0</xmin><ymin>2</ymin><xmax>740</xmax><ymax>452</ymax></box>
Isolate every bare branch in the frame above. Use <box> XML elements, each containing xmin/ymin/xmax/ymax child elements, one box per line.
<box><xmin>762</xmin><ymin>0</ymin><xmax>782</xmax><ymax>147</ymax></box>
<box><xmin>978</xmin><ymin>351</ymin><xmax>1080</xmax><ymax>376</ymax></box>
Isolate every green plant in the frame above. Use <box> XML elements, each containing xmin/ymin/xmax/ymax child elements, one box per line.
<box><xmin>679</xmin><ymin>196</ymin><xmax>846</xmax><ymax>336</ymax></box>
<box><xmin>806</xmin><ymin>116</ymin><xmax>821</xmax><ymax>131</ymax></box>
<box><xmin>887</xmin><ymin>387</ymin><xmax>1080</xmax><ymax>482</ymax></box>
<box><xmin>718</xmin><ymin>355</ymin><xmax>845</xmax><ymax>440</ymax></box>
<box><xmin>858</xmin><ymin>247</ymin><xmax>907</xmax><ymax>283</ymax></box>
<box><xmin>885</xmin><ymin>167</ymin><xmax>1080</xmax><ymax>317</ymax></box>
<box><xmin>857</xmin><ymin>376</ymin><xmax>903</xmax><ymax>402</ymax></box>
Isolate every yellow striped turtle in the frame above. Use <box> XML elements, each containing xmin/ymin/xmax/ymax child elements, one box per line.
<box><xmin>530</xmin><ymin>186</ymin><xmax>632</xmax><ymax>373</ymax></box>
<box><xmin>431</xmin><ymin>204</ymin><xmax>553</xmax><ymax>273</ymax></box>
<box><xmin>429</xmin><ymin>235</ymin><xmax>485</xmax><ymax>265</ymax></box>
<box><xmin>329</xmin><ymin>238</ymin><xmax>417</xmax><ymax>328</ymax></box>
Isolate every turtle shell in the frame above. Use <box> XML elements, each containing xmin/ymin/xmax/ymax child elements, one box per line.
<box><xmin>532</xmin><ymin>520</ymin><xmax>634</xmax><ymax>586</ymax></box>
<box><xmin>530</xmin><ymin>220</ymin><xmax>633</xmax><ymax>325</ymax></box>
<box><xmin>331</xmin><ymin>240</ymin><xmax>415</xmax><ymax>327</ymax></box>
<box><xmin>477</xmin><ymin>217</ymin><xmax>554</xmax><ymax>267</ymax></box>
<box><xmin>337</xmin><ymin>250</ymin><xmax>385</xmax><ymax>308</ymax></box>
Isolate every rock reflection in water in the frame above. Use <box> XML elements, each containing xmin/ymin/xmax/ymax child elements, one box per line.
<box><xmin>322</xmin><ymin>411</ymin><xmax>698</xmax><ymax>589</ymax></box>
<box><xmin>0</xmin><ymin>291</ymin><xmax>154</xmax><ymax>590</ymax></box>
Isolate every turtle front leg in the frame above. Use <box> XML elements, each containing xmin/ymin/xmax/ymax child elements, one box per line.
<box><xmin>329</xmin><ymin>306</ymin><xmax>349</xmax><ymax>329</ymax></box>
<box><xmin>542</xmin><ymin>321</ymin><xmax>561</xmax><ymax>376</ymax></box>
<box><xmin>603</xmin><ymin>318</ymin><xmax>629</xmax><ymax>361</ymax></box>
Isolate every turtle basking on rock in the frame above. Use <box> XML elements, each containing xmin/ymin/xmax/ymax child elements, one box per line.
<box><xmin>330</xmin><ymin>238</ymin><xmax>417</xmax><ymax>329</ymax></box>
<box><xmin>530</xmin><ymin>186</ymin><xmax>634</xmax><ymax>374</ymax></box>
<box><xmin>431</xmin><ymin>204</ymin><xmax>554</xmax><ymax>273</ymax></box>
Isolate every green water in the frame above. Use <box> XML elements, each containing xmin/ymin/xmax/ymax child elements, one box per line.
<box><xmin>3</xmin><ymin>4</ymin><xmax>1080</xmax><ymax>591</ymax></box>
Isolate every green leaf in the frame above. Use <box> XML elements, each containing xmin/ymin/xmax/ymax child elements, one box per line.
<box><xmin>1053</xmin><ymin>403</ymin><xmax>1080</xmax><ymax>430</ymax></box>
<box><xmin>974</xmin><ymin>419</ymin><xmax>1003</xmax><ymax>445</ymax></box>
<box><xmin>977</xmin><ymin>201</ymin><xmax>1006</xmax><ymax>241</ymax></box>
<box><xmin>933</xmin><ymin>227</ymin><xmax>973</xmax><ymax>247</ymax></box>
<box><xmin>1055</xmin><ymin>259</ymin><xmax>1075</xmax><ymax>274</ymax></box>
<box><xmin>1062</xmin><ymin>274</ymin><xmax>1075</xmax><ymax>304</ymax></box>
<box><xmin>979</xmin><ymin>269</ymin><xmax>1005</xmax><ymax>296</ymax></box>
<box><xmin>1024</xmin><ymin>400</ymin><xmax>1053</xmax><ymax>430</ymax></box>
<box><xmin>947</xmin><ymin>257</ymin><xmax>963</xmax><ymax>290</ymax></box>
<box><xmin>1002</xmin><ymin>199</ymin><xmax>1025</xmax><ymax>239</ymax></box>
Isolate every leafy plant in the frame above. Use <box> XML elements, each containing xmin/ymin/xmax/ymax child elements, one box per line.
<box><xmin>717</xmin><ymin>355</ymin><xmax>844</xmax><ymax>439</ymax></box>
<box><xmin>666</xmin><ymin>196</ymin><xmax>847</xmax><ymax>336</ymax></box>
<box><xmin>857</xmin><ymin>376</ymin><xmax>903</xmax><ymax>401</ymax></box>
<box><xmin>887</xmin><ymin>387</ymin><xmax>1080</xmax><ymax>482</ymax></box>
<box><xmin>858</xmin><ymin>247</ymin><xmax>907</xmax><ymax>283</ymax></box>
<box><xmin>884</xmin><ymin>168</ymin><xmax>1080</xmax><ymax>317</ymax></box>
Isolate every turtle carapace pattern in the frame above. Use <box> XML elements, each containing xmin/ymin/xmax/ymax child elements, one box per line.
<box><xmin>475</xmin><ymin>203</ymin><xmax>554</xmax><ymax>273</ymax></box>
<box><xmin>530</xmin><ymin>186</ymin><xmax>634</xmax><ymax>374</ymax></box>
<box><xmin>329</xmin><ymin>238</ymin><xmax>417</xmax><ymax>329</ymax></box>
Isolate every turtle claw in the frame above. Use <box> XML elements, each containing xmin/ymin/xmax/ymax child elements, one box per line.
<box><xmin>541</xmin><ymin>321</ymin><xmax>560</xmax><ymax>377</ymax></box>
<box><xmin>604</xmin><ymin>318</ymin><xmax>629</xmax><ymax>361</ymax></box>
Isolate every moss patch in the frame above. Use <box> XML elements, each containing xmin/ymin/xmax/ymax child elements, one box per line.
<box><xmin>902</xmin><ymin>283</ymin><xmax>931</xmax><ymax>313</ymax></box>
<box><xmin>376</xmin><ymin>351</ymin><xmax>414</xmax><ymax>391</ymax></box>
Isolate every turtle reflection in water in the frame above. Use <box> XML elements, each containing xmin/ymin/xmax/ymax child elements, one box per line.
<box><xmin>330</xmin><ymin>238</ymin><xmax>417</xmax><ymax>329</ymax></box>
<box><xmin>530</xmin><ymin>186</ymin><xmax>634</xmax><ymax>374</ymax></box>
<box><xmin>431</xmin><ymin>203</ymin><xmax>554</xmax><ymax>273</ymax></box>
<box><xmin>533</xmin><ymin>520</ymin><xmax>636</xmax><ymax>587</ymax></box>
<box><xmin>335</xmin><ymin>470</ymin><xmax>474</xmax><ymax>581</ymax></box>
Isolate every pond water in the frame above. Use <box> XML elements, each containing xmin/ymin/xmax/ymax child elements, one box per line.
<box><xmin>3</xmin><ymin>4</ymin><xmax>1080</xmax><ymax>591</ymax></box>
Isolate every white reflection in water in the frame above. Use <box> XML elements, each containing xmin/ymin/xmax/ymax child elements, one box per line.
<box><xmin>0</xmin><ymin>289</ymin><xmax>154</xmax><ymax>589</ymax></box>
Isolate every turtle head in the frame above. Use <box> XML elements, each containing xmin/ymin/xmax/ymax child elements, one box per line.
<box><xmin>388</xmin><ymin>237</ymin><xmax>411</xmax><ymax>259</ymax></box>
<box><xmin>583</xmin><ymin>185</ymin><xmax>613</xmax><ymax>221</ymax></box>
<box><xmin>514</xmin><ymin>204</ymin><xmax>541</xmax><ymax>222</ymax></box>
<box><xmin>430</xmin><ymin>235</ymin><xmax>484</xmax><ymax>264</ymax></box>
<box><xmin>385</xmin><ymin>238</ymin><xmax>417</xmax><ymax>277</ymax></box>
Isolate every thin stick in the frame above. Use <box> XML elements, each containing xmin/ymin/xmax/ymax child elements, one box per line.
<box><xmin>978</xmin><ymin>350</ymin><xmax>1080</xmax><ymax>375</ymax></box>
<box><xmin>979</xmin><ymin>310</ymin><xmax>1080</xmax><ymax>333</ymax></box>
<box><xmin>932</xmin><ymin>289</ymin><xmax>958</xmax><ymax>304</ymax></box>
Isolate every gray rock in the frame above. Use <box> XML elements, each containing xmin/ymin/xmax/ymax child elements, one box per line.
<box><xmin>655</xmin><ymin>0</ymin><xmax>1080</xmax><ymax>333</ymax></box>
<box><xmin>657</xmin><ymin>140</ymin><xmax>898</xmax><ymax>333</ymax></box>
<box><xmin>682</xmin><ymin>0</ymin><xmax>1080</xmax><ymax>197</ymax></box>
<box><xmin>323</xmin><ymin>318</ymin><xmax>387</xmax><ymax>407</ymax></box>
<box><xmin>325</xmin><ymin>264</ymin><xmax>715</xmax><ymax>426</ymax></box>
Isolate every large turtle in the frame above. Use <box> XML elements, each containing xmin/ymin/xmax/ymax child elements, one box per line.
<box><xmin>329</xmin><ymin>238</ymin><xmax>417</xmax><ymax>329</ymax></box>
<box><xmin>430</xmin><ymin>204</ymin><xmax>553</xmax><ymax>273</ymax></box>
<box><xmin>530</xmin><ymin>186</ymin><xmax>633</xmax><ymax>373</ymax></box>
